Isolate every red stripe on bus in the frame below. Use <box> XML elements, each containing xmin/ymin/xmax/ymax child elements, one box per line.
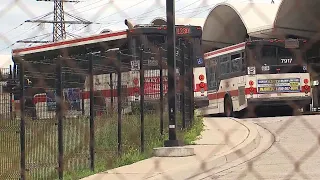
<box><xmin>12</xmin><ymin>31</ymin><xmax>127</xmax><ymax>54</ymax></box>
<box><xmin>208</xmin><ymin>88</ymin><xmax>258</xmax><ymax>100</ymax></box>
<box><xmin>204</xmin><ymin>42</ymin><xmax>245</xmax><ymax>58</ymax></box>
<box><xmin>32</xmin><ymin>86</ymin><xmax>173</xmax><ymax>103</ymax></box>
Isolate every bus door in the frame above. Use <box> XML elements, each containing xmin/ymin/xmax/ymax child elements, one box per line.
<box><xmin>311</xmin><ymin>79</ymin><xmax>320</xmax><ymax>111</ymax></box>
<box><xmin>309</xmin><ymin>59</ymin><xmax>320</xmax><ymax>111</ymax></box>
<box><xmin>205</xmin><ymin>57</ymin><xmax>218</xmax><ymax>109</ymax></box>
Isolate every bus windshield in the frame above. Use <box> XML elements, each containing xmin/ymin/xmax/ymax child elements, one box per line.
<box><xmin>260</xmin><ymin>45</ymin><xmax>297</xmax><ymax>65</ymax></box>
<box><xmin>131</xmin><ymin>35</ymin><xmax>204</xmax><ymax>67</ymax></box>
<box><xmin>246</xmin><ymin>41</ymin><xmax>307</xmax><ymax>74</ymax></box>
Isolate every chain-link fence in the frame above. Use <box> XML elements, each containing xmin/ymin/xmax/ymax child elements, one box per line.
<box><xmin>1</xmin><ymin>37</ymin><xmax>195</xmax><ymax>179</ymax></box>
<box><xmin>1</xmin><ymin>0</ymin><xmax>320</xmax><ymax>180</ymax></box>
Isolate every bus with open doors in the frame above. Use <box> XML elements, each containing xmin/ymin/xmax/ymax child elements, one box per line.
<box><xmin>200</xmin><ymin>38</ymin><xmax>311</xmax><ymax>117</ymax></box>
<box><xmin>10</xmin><ymin>19</ymin><xmax>208</xmax><ymax>119</ymax></box>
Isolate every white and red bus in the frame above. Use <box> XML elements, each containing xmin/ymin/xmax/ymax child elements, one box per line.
<box><xmin>11</xmin><ymin>20</ymin><xmax>208</xmax><ymax>119</ymax></box>
<box><xmin>200</xmin><ymin>38</ymin><xmax>312</xmax><ymax>117</ymax></box>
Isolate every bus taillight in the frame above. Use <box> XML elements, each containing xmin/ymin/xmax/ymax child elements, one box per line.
<box><xmin>304</xmin><ymin>79</ymin><xmax>309</xmax><ymax>84</ymax></box>
<box><xmin>303</xmin><ymin>85</ymin><xmax>310</xmax><ymax>93</ymax></box>
<box><xmin>133</xmin><ymin>78</ymin><xmax>139</xmax><ymax>85</ymax></box>
<box><xmin>249</xmin><ymin>80</ymin><xmax>254</xmax><ymax>86</ymax></box>
<box><xmin>199</xmin><ymin>82</ymin><xmax>205</xmax><ymax>88</ymax></box>
<box><xmin>199</xmin><ymin>74</ymin><xmax>205</xmax><ymax>81</ymax></box>
<box><xmin>249</xmin><ymin>80</ymin><xmax>255</xmax><ymax>95</ymax></box>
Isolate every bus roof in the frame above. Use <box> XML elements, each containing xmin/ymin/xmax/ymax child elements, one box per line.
<box><xmin>12</xmin><ymin>30</ymin><xmax>127</xmax><ymax>57</ymax></box>
<box><xmin>204</xmin><ymin>42</ymin><xmax>246</xmax><ymax>59</ymax></box>
<box><xmin>204</xmin><ymin>38</ymin><xmax>307</xmax><ymax>59</ymax></box>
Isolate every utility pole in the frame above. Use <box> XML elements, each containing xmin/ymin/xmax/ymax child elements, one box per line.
<box><xmin>164</xmin><ymin>0</ymin><xmax>183</xmax><ymax>147</ymax></box>
<box><xmin>18</xmin><ymin>0</ymin><xmax>92</xmax><ymax>44</ymax></box>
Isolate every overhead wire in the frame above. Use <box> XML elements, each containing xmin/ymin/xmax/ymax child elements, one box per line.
<box><xmin>73</xmin><ymin>2</ymin><xmax>216</xmax><ymax>35</ymax></box>
<box><xmin>1</xmin><ymin>0</ymin><xmax>232</xmax><ymax>51</ymax></box>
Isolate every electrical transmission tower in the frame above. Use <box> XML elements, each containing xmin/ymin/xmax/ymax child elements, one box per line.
<box><xmin>53</xmin><ymin>0</ymin><xmax>66</xmax><ymax>41</ymax></box>
<box><xmin>18</xmin><ymin>0</ymin><xmax>92</xmax><ymax>44</ymax></box>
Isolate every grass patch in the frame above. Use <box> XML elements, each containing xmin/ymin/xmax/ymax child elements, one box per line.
<box><xmin>63</xmin><ymin>110</ymin><xmax>204</xmax><ymax>180</ymax></box>
<box><xmin>0</xmin><ymin>108</ymin><xmax>204</xmax><ymax>180</ymax></box>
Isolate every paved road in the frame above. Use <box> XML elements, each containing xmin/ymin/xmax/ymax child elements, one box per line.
<box><xmin>202</xmin><ymin>114</ymin><xmax>320</xmax><ymax>180</ymax></box>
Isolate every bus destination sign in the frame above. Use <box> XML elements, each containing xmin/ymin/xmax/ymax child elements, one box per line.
<box><xmin>257</xmin><ymin>78</ymin><xmax>300</xmax><ymax>93</ymax></box>
<box><xmin>176</xmin><ymin>27</ymin><xmax>190</xmax><ymax>35</ymax></box>
<box><xmin>285</xmin><ymin>39</ymin><xmax>299</xmax><ymax>49</ymax></box>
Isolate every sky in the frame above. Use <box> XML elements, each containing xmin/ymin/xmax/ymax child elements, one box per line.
<box><xmin>0</xmin><ymin>0</ymin><xmax>281</xmax><ymax>68</ymax></box>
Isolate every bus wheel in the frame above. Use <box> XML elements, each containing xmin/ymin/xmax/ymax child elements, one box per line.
<box><xmin>224</xmin><ymin>96</ymin><xmax>233</xmax><ymax>117</ymax></box>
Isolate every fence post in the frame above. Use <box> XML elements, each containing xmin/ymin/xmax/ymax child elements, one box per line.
<box><xmin>117</xmin><ymin>51</ymin><xmax>122</xmax><ymax>156</ymax></box>
<box><xmin>89</xmin><ymin>53</ymin><xmax>95</xmax><ymax>171</ymax></box>
<box><xmin>188</xmin><ymin>43</ymin><xmax>194</xmax><ymax>126</ymax></box>
<box><xmin>81</xmin><ymin>87</ymin><xmax>85</xmax><ymax>116</ymax></box>
<box><xmin>110</xmin><ymin>73</ymin><xmax>114</xmax><ymax>113</ymax></box>
<box><xmin>19</xmin><ymin>60</ymin><xmax>26</xmax><ymax>180</ymax></box>
<box><xmin>164</xmin><ymin>0</ymin><xmax>182</xmax><ymax>147</ymax></box>
<box><xmin>9</xmin><ymin>65</ymin><xmax>13</xmax><ymax>120</ymax></box>
<box><xmin>159</xmin><ymin>48</ymin><xmax>164</xmax><ymax>136</ymax></box>
<box><xmin>56</xmin><ymin>56</ymin><xmax>64</xmax><ymax>180</ymax></box>
<box><xmin>139</xmin><ymin>47</ymin><xmax>145</xmax><ymax>153</ymax></box>
<box><xmin>180</xmin><ymin>44</ymin><xmax>186</xmax><ymax>129</ymax></box>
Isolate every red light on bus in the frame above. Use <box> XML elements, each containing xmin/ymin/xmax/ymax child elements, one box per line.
<box><xmin>199</xmin><ymin>82</ymin><xmax>205</xmax><ymax>88</ymax></box>
<box><xmin>304</xmin><ymin>79</ymin><xmax>309</xmax><ymax>84</ymax></box>
<box><xmin>133</xmin><ymin>78</ymin><xmax>139</xmax><ymax>85</ymax></box>
<box><xmin>199</xmin><ymin>74</ymin><xmax>205</xmax><ymax>81</ymax></box>
<box><xmin>249</xmin><ymin>87</ymin><xmax>254</xmax><ymax>92</ymax></box>
<box><xmin>134</xmin><ymin>87</ymin><xmax>139</xmax><ymax>92</ymax></box>
<box><xmin>304</xmin><ymin>85</ymin><xmax>310</xmax><ymax>92</ymax></box>
<box><xmin>249</xmin><ymin>80</ymin><xmax>254</xmax><ymax>86</ymax></box>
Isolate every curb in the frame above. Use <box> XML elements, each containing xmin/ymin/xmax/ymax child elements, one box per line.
<box><xmin>223</xmin><ymin>118</ymin><xmax>261</xmax><ymax>163</ymax></box>
<box><xmin>147</xmin><ymin>117</ymin><xmax>261</xmax><ymax>179</ymax></box>
<box><xmin>153</xmin><ymin>147</ymin><xmax>195</xmax><ymax>157</ymax></box>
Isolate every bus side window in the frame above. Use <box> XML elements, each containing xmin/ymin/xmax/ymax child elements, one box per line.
<box><xmin>220</xmin><ymin>55</ymin><xmax>230</xmax><ymax>75</ymax></box>
<box><xmin>231</xmin><ymin>53</ymin><xmax>241</xmax><ymax>72</ymax></box>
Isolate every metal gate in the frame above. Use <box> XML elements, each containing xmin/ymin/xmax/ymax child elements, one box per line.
<box><xmin>176</xmin><ymin>40</ymin><xmax>194</xmax><ymax>129</ymax></box>
<box><xmin>0</xmin><ymin>67</ymin><xmax>21</xmax><ymax>179</ymax></box>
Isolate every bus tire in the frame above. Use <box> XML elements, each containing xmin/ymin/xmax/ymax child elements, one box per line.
<box><xmin>224</xmin><ymin>96</ymin><xmax>233</xmax><ymax>117</ymax></box>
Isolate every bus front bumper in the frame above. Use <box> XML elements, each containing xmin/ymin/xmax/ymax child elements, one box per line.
<box><xmin>247</xmin><ymin>96</ymin><xmax>312</xmax><ymax>108</ymax></box>
<box><xmin>194</xmin><ymin>97</ymin><xmax>209</xmax><ymax>108</ymax></box>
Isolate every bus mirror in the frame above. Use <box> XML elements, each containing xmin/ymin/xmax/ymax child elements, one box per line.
<box><xmin>125</xmin><ymin>19</ymin><xmax>134</xmax><ymax>30</ymax></box>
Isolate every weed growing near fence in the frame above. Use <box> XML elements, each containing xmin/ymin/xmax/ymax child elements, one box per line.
<box><xmin>63</xmin><ymin>112</ymin><xmax>204</xmax><ymax>180</ymax></box>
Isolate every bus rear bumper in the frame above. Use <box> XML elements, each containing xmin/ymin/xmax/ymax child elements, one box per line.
<box><xmin>194</xmin><ymin>97</ymin><xmax>209</xmax><ymax>108</ymax></box>
<box><xmin>247</xmin><ymin>96</ymin><xmax>312</xmax><ymax>108</ymax></box>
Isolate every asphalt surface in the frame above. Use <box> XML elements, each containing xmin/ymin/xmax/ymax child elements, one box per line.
<box><xmin>201</xmin><ymin>113</ymin><xmax>320</xmax><ymax>180</ymax></box>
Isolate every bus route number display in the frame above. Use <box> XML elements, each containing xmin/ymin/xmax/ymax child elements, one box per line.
<box><xmin>176</xmin><ymin>27</ymin><xmax>190</xmax><ymax>35</ymax></box>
